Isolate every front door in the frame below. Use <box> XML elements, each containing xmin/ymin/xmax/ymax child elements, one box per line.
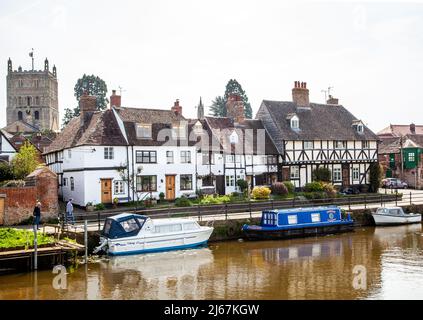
<box><xmin>215</xmin><ymin>175</ymin><xmax>225</xmax><ymax>195</ymax></box>
<box><xmin>166</xmin><ymin>175</ymin><xmax>176</xmax><ymax>200</ymax></box>
<box><xmin>0</xmin><ymin>197</ymin><xmax>4</xmax><ymax>226</ymax></box>
<box><xmin>101</xmin><ymin>179</ymin><xmax>112</xmax><ymax>204</ymax></box>
<box><xmin>342</xmin><ymin>164</ymin><xmax>350</xmax><ymax>187</ymax></box>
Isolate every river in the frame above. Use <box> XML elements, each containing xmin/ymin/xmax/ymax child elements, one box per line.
<box><xmin>1</xmin><ymin>224</ymin><xmax>422</xmax><ymax>300</ymax></box>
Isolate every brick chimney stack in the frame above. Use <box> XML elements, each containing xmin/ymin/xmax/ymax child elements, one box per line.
<box><xmin>410</xmin><ymin>123</ymin><xmax>416</xmax><ymax>134</ymax></box>
<box><xmin>110</xmin><ymin>90</ymin><xmax>121</xmax><ymax>108</ymax></box>
<box><xmin>171</xmin><ymin>99</ymin><xmax>182</xmax><ymax>116</ymax></box>
<box><xmin>79</xmin><ymin>91</ymin><xmax>96</xmax><ymax>127</ymax></box>
<box><xmin>327</xmin><ymin>95</ymin><xmax>339</xmax><ymax>105</ymax></box>
<box><xmin>292</xmin><ymin>81</ymin><xmax>310</xmax><ymax>107</ymax></box>
<box><xmin>226</xmin><ymin>93</ymin><xmax>245</xmax><ymax>123</ymax></box>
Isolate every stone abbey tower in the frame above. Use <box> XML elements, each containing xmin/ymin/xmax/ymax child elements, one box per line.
<box><xmin>6</xmin><ymin>58</ymin><xmax>59</xmax><ymax>132</ymax></box>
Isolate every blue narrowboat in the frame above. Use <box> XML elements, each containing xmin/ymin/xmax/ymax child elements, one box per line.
<box><xmin>242</xmin><ymin>206</ymin><xmax>354</xmax><ymax>240</ymax></box>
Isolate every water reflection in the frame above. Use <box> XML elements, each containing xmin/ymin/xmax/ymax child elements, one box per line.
<box><xmin>0</xmin><ymin>225</ymin><xmax>422</xmax><ymax>300</ymax></box>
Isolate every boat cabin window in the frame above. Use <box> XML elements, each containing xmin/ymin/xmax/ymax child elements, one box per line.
<box><xmin>288</xmin><ymin>215</ymin><xmax>298</xmax><ymax>224</ymax></box>
<box><xmin>389</xmin><ymin>208</ymin><xmax>403</xmax><ymax>216</ymax></box>
<box><xmin>120</xmin><ymin>218</ymin><xmax>139</xmax><ymax>233</ymax></box>
<box><xmin>103</xmin><ymin>219</ymin><xmax>113</xmax><ymax>236</ymax></box>
<box><xmin>311</xmin><ymin>213</ymin><xmax>321</xmax><ymax>223</ymax></box>
<box><xmin>155</xmin><ymin>224</ymin><xmax>183</xmax><ymax>233</ymax></box>
<box><xmin>183</xmin><ymin>222</ymin><xmax>200</xmax><ymax>231</ymax></box>
<box><xmin>377</xmin><ymin>208</ymin><xmax>388</xmax><ymax>214</ymax></box>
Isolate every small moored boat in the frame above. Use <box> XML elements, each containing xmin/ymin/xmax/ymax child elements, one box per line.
<box><xmin>372</xmin><ymin>207</ymin><xmax>421</xmax><ymax>226</ymax></box>
<box><xmin>242</xmin><ymin>206</ymin><xmax>354</xmax><ymax>240</ymax></box>
<box><xmin>94</xmin><ymin>213</ymin><xmax>214</xmax><ymax>256</ymax></box>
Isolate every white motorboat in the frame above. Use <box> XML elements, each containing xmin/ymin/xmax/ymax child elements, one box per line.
<box><xmin>94</xmin><ymin>213</ymin><xmax>214</xmax><ymax>256</ymax></box>
<box><xmin>372</xmin><ymin>207</ymin><xmax>422</xmax><ymax>226</ymax></box>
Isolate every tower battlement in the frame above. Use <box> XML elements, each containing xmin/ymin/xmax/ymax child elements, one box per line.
<box><xmin>5</xmin><ymin>57</ymin><xmax>59</xmax><ymax>133</ymax></box>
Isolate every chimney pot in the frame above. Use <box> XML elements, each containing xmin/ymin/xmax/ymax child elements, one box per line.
<box><xmin>171</xmin><ymin>99</ymin><xmax>182</xmax><ymax>116</ymax></box>
<box><xmin>292</xmin><ymin>80</ymin><xmax>310</xmax><ymax>107</ymax></box>
<box><xmin>110</xmin><ymin>89</ymin><xmax>121</xmax><ymax>108</ymax></box>
<box><xmin>327</xmin><ymin>95</ymin><xmax>339</xmax><ymax>105</ymax></box>
<box><xmin>410</xmin><ymin>123</ymin><xmax>416</xmax><ymax>134</ymax></box>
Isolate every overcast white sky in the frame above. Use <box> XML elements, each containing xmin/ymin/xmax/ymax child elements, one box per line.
<box><xmin>0</xmin><ymin>0</ymin><xmax>422</xmax><ymax>132</ymax></box>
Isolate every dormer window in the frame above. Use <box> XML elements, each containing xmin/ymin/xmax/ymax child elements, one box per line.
<box><xmin>287</xmin><ymin>114</ymin><xmax>299</xmax><ymax>129</ymax></box>
<box><xmin>353</xmin><ymin>120</ymin><xmax>364</xmax><ymax>134</ymax></box>
<box><xmin>136</xmin><ymin>123</ymin><xmax>152</xmax><ymax>139</ymax></box>
<box><xmin>229</xmin><ymin>131</ymin><xmax>239</xmax><ymax>144</ymax></box>
<box><xmin>193</xmin><ymin>121</ymin><xmax>203</xmax><ymax>135</ymax></box>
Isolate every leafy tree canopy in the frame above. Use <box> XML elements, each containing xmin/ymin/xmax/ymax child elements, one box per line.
<box><xmin>10</xmin><ymin>142</ymin><xmax>40</xmax><ymax>179</ymax></box>
<box><xmin>62</xmin><ymin>74</ymin><xmax>108</xmax><ymax>127</ymax></box>
<box><xmin>209</xmin><ymin>79</ymin><xmax>253</xmax><ymax>119</ymax></box>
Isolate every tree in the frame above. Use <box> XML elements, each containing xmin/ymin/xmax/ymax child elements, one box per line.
<box><xmin>10</xmin><ymin>142</ymin><xmax>40</xmax><ymax>179</ymax></box>
<box><xmin>209</xmin><ymin>79</ymin><xmax>253</xmax><ymax>119</ymax></box>
<box><xmin>0</xmin><ymin>162</ymin><xmax>14</xmax><ymax>182</ymax></box>
<box><xmin>61</xmin><ymin>74</ymin><xmax>108</xmax><ymax>127</ymax></box>
<box><xmin>369</xmin><ymin>162</ymin><xmax>382</xmax><ymax>193</ymax></box>
<box><xmin>62</xmin><ymin>107</ymin><xmax>80</xmax><ymax>127</ymax></box>
<box><xmin>209</xmin><ymin>96</ymin><xmax>226</xmax><ymax>117</ymax></box>
<box><xmin>312</xmin><ymin>167</ymin><xmax>331</xmax><ymax>182</ymax></box>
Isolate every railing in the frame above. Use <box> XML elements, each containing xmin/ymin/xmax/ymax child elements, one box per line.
<box><xmin>57</xmin><ymin>188</ymin><xmax>423</xmax><ymax>232</ymax></box>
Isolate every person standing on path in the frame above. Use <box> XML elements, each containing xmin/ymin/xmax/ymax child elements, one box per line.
<box><xmin>66</xmin><ymin>198</ymin><xmax>75</xmax><ymax>225</ymax></box>
<box><xmin>33</xmin><ymin>201</ymin><xmax>41</xmax><ymax>230</ymax></box>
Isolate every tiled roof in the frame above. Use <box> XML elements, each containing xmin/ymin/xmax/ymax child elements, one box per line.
<box><xmin>378</xmin><ymin>124</ymin><xmax>423</xmax><ymax>137</ymax></box>
<box><xmin>379</xmin><ymin>134</ymin><xmax>423</xmax><ymax>154</ymax></box>
<box><xmin>259</xmin><ymin>100</ymin><xmax>379</xmax><ymax>142</ymax></box>
<box><xmin>204</xmin><ymin>117</ymin><xmax>279</xmax><ymax>155</ymax></box>
<box><xmin>44</xmin><ymin>110</ymin><xmax>127</xmax><ymax>153</ymax></box>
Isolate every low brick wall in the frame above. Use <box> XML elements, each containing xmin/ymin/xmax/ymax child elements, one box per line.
<box><xmin>0</xmin><ymin>167</ymin><xmax>59</xmax><ymax>226</ymax></box>
<box><xmin>0</xmin><ymin>187</ymin><xmax>38</xmax><ymax>225</ymax></box>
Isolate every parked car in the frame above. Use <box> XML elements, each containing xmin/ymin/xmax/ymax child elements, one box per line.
<box><xmin>382</xmin><ymin>178</ymin><xmax>408</xmax><ymax>189</ymax></box>
<box><xmin>339</xmin><ymin>186</ymin><xmax>360</xmax><ymax>195</ymax></box>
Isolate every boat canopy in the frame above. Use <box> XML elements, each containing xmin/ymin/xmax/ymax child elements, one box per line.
<box><xmin>102</xmin><ymin>214</ymin><xmax>147</xmax><ymax>239</ymax></box>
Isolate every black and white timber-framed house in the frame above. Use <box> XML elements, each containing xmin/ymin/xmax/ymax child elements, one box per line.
<box><xmin>256</xmin><ymin>81</ymin><xmax>379</xmax><ymax>188</ymax></box>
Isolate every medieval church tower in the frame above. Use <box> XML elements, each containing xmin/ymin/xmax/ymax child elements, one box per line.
<box><xmin>6</xmin><ymin>57</ymin><xmax>59</xmax><ymax>132</ymax></box>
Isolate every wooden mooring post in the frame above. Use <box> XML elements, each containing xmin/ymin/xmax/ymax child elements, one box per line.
<box><xmin>33</xmin><ymin>225</ymin><xmax>38</xmax><ymax>270</ymax></box>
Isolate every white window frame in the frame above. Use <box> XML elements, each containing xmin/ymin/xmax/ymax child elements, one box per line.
<box><xmin>353</xmin><ymin>167</ymin><xmax>359</xmax><ymax>180</ymax></box>
<box><xmin>114</xmin><ymin>180</ymin><xmax>125</xmax><ymax>195</ymax></box>
<box><xmin>362</xmin><ymin>141</ymin><xmax>370</xmax><ymax>149</ymax></box>
<box><xmin>104</xmin><ymin>147</ymin><xmax>114</xmax><ymax>160</ymax></box>
<box><xmin>226</xmin><ymin>175</ymin><xmax>235</xmax><ymax>187</ymax></box>
<box><xmin>335</xmin><ymin>141</ymin><xmax>346</xmax><ymax>149</ymax></box>
<box><xmin>67</xmin><ymin>149</ymin><xmax>72</xmax><ymax>159</ymax></box>
<box><xmin>166</xmin><ymin>151</ymin><xmax>174</xmax><ymax>164</ymax></box>
<box><xmin>180</xmin><ymin>151</ymin><xmax>191</xmax><ymax>164</ymax></box>
<box><xmin>290</xmin><ymin>118</ymin><xmax>299</xmax><ymax>129</ymax></box>
<box><xmin>332</xmin><ymin>168</ymin><xmax>342</xmax><ymax>182</ymax></box>
<box><xmin>304</xmin><ymin>141</ymin><xmax>313</xmax><ymax>149</ymax></box>
<box><xmin>290</xmin><ymin>166</ymin><xmax>300</xmax><ymax>179</ymax></box>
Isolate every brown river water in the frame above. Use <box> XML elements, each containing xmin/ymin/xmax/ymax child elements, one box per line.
<box><xmin>1</xmin><ymin>225</ymin><xmax>423</xmax><ymax>300</ymax></box>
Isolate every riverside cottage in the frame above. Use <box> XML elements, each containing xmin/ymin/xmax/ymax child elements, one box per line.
<box><xmin>256</xmin><ymin>82</ymin><xmax>379</xmax><ymax>188</ymax></box>
<box><xmin>44</xmin><ymin>91</ymin><xmax>279</xmax><ymax>206</ymax></box>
